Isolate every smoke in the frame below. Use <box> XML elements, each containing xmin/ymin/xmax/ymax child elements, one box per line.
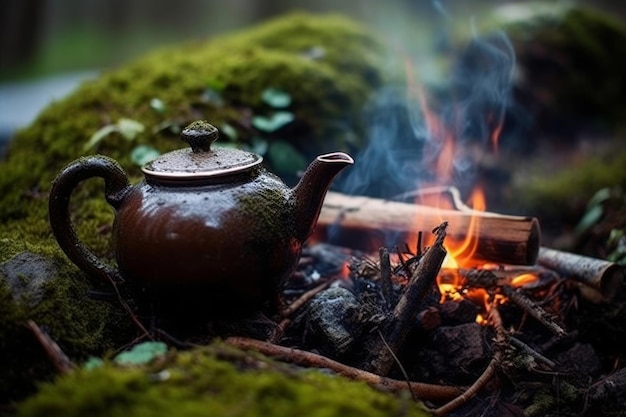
<box><xmin>336</xmin><ymin>28</ymin><xmax>515</xmax><ymax>203</ymax></box>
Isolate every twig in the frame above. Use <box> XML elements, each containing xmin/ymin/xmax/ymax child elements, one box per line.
<box><xmin>26</xmin><ymin>320</ymin><xmax>75</xmax><ymax>375</ymax></box>
<box><xmin>379</xmin><ymin>247</ymin><xmax>393</xmax><ymax>308</ymax></box>
<box><xmin>281</xmin><ymin>278</ymin><xmax>337</xmax><ymax>318</ymax></box>
<box><xmin>225</xmin><ymin>336</ymin><xmax>463</xmax><ymax>402</ymax></box>
<box><xmin>107</xmin><ymin>278</ymin><xmax>151</xmax><ymax>340</ymax></box>
<box><xmin>377</xmin><ymin>329</ymin><xmax>416</xmax><ymax>401</ymax></box>
<box><xmin>508</xmin><ymin>336</ymin><xmax>557</xmax><ymax>369</ymax></box>
<box><xmin>272</xmin><ymin>278</ymin><xmax>337</xmax><ymax>342</ymax></box>
<box><xmin>431</xmin><ymin>302</ymin><xmax>506</xmax><ymax>416</ymax></box>
<box><xmin>501</xmin><ymin>285</ymin><xmax>567</xmax><ymax>338</ymax></box>
<box><xmin>361</xmin><ymin>223</ymin><xmax>448</xmax><ymax>375</ymax></box>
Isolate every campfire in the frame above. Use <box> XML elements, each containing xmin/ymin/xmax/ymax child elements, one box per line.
<box><xmin>226</xmin><ymin>188</ymin><xmax>625</xmax><ymax>416</ymax></box>
<box><xmin>226</xmin><ymin>30</ymin><xmax>626</xmax><ymax>416</ymax></box>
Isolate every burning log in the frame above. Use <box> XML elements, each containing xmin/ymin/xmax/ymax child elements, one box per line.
<box><xmin>316</xmin><ymin>191</ymin><xmax>541</xmax><ymax>265</ymax></box>
<box><xmin>537</xmin><ymin>247</ymin><xmax>624</xmax><ymax>301</ymax></box>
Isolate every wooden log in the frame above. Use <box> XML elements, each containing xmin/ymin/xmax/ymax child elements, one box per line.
<box><xmin>537</xmin><ymin>247</ymin><xmax>624</xmax><ymax>301</ymax></box>
<box><xmin>315</xmin><ymin>191</ymin><xmax>541</xmax><ymax>266</ymax></box>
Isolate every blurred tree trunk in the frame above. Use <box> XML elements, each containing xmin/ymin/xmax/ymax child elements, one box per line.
<box><xmin>0</xmin><ymin>0</ymin><xmax>44</xmax><ymax>71</ymax></box>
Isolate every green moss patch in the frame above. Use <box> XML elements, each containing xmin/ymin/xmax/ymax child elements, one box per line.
<box><xmin>16</xmin><ymin>342</ymin><xmax>430</xmax><ymax>417</ymax></box>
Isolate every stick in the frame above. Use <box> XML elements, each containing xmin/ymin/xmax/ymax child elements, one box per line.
<box><xmin>225</xmin><ymin>337</ymin><xmax>463</xmax><ymax>402</ymax></box>
<box><xmin>26</xmin><ymin>320</ymin><xmax>75</xmax><ymax>375</ymax></box>
<box><xmin>537</xmin><ymin>247</ymin><xmax>624</xmax><ymax>301</ymax></box>
<box><xmin>360</xmin><ymin>223</ymin><xmax>448</xmax><ymax>376</ymax></box>
<box><xmin>379</xmin><ymin>247</ymin><xmax>393</xmax><ymax>308</ymax></box>
<box><xmin>501</xmin><ymin>285</ymin><xmax>567</xmax><ymax>338</ymax></box>
<box><xmin>316</xmin><ymin>191</ymin><xmax>541</xmax><ymax>265</ymax></box>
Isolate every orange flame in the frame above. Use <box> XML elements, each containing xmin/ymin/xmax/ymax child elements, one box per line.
<box><xmin>511</xmin><ymin>273</ymin><xmax>539</xmax><ymax>287</ymax></box>
<box><xmin>404</xmin><ymin>54</ymin><xmax>511</xmax><ymax>319</ymax></box>
<box><xmin>445</xmin><ymin>187</ymin><xmax>486</xmax><ymax>267</ymax></box>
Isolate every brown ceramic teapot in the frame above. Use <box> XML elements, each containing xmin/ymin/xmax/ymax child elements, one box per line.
<box><xmin>49</xmin><ymin>120</ymin><xmax>353</xmax><ymax>316</ymax></box>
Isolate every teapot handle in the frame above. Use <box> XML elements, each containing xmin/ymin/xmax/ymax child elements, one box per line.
<box><xmin>49</xmin><ymin>156</ymin><xmax>131</xmax><ymax>286</ymax></box>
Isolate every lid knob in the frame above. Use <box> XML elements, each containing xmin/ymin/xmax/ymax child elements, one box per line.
<box><xmin>181</xmin><ymin>120</ymin><xmax>219</xmax><ymax>153</ymax></box>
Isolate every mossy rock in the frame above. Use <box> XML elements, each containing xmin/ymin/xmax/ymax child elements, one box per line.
<box><xmin>490</xmin><ymin>3</ymin><xmax>626</xmax><ymax>137</ymax></box>
<box><xmin>0</xmin><ymin>249</ymin><xmax>132</xmax><ymax>405</ymax></box>
<box><xmin>0</xmin><ymin>12</ymin><xmax>392</xmax><ymax>406</ymax></box>
<box><xmin>15</xmin><ymin>341</ymin><xmax>430</xmax><ymax>417</ymax></box>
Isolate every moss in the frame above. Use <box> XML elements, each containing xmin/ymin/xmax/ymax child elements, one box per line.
<box><xmin>511</xmin><ymin>151</ymin><xmax>626</xmax><ymax>225</ymax></box>
<box><xmin>16</xmin><ymin>342</ymin><xmax>430</xmax><ymax>417</ymax></box>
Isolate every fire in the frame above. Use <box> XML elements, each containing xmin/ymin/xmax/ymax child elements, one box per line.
<box><xmin>443</xmin><ymin>187</ymin><xmax>486</xmax><ymax>266</ymax></box>
<box><xmin>510</xmin><ymin>273</ymin><xmax>537</xmax><ymax>287</ymax></box>
<box><xmin>403</xmin><ymin>48</ymin><xmax>522</xmax><ymax>320</ymax></box>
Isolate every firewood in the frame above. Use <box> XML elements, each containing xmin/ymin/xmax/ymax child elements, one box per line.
<box><xmin>537</xmin><ymin>247</ymin><xmax>624</xmax><ymax>301</ymax></box>
<box><xmin>360</xmin><ymin>223</ymin><xmax>448</xmax><ymax>376</ymax></box>
<box><xmin>316</xmin><ymin>191</ymin><xmax>541</xmax><ymax>265</ymax></box>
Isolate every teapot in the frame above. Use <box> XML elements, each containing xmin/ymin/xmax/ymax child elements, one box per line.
<box><xmin>49</xmin><ymin>120</ymin><xmax>353</xmax><ymax>317</ymax></box>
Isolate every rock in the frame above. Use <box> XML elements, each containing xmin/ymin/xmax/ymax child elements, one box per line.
<box><xmin>0</xmin><ymin>249</ymin><xmax>131</xmax><ymax>404</ymax></box>
<box><xmin>1</xmin><ymin>251</ymin><xmax>57</xmax><ymax>306</ymax></box>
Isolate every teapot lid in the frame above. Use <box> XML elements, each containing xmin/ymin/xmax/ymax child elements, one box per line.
<box><xmin>142</xmin><ymin>120</ymin><xmax>262</xmax><ymax>182</ymax></box>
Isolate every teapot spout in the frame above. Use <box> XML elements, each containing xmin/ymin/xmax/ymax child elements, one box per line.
<box><xmin>292</xmin><ymin>152</ymin><xmax>354</xmax><ymax>243</ymax></box>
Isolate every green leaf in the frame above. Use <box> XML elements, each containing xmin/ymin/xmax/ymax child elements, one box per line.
<box><xmin>608</xmin><ymin>229</ymin><xmax>625</xmax><ymax>247</ymax></box>
<box><xmin>586</xmin><ymin>187</ymin><xmax>611</xmax><ymax>209</ymax></box>
<box><xmin>117</xmin><ymin>118</ymin><xmax>145</xmax><ymax>140</ymax></box>
<box><xmin>252</xmin><ymin>111</ymin><xmax>295</xmax><ymax>133</ymax></box>
<box><xmin>152</xmin><ymin>120</ymin><xmax>181</xmax><ymax>135</ymax></box>
<box><xmin>83</xmin><ymin>357</ymin><xmax>104</xmax><ymax>370</ymax></box>
<box><xmin>261</xmin><ymin>88</ymin><xmax>291</xmax><ymax>108</ymax></box>
<box><xmin>267</xmin><ymin>140</ymin><xmax>308</xmax><ymax>176</ymax></box>
<box><xmin>201</xmin><ymin>89</ymin><xmax>224</xmax><ymax>107</ymax></box>
<box><xmin>249</xmin><ymin>136</ymin><xmax>269</xmax><ymax>155</ymax></box>
<box><xmin>220</xmin><ymin>123</ymin><xmax>238</xmax><ymax>141</ymax></box>
<box><xmin>575</xmin><ymin>204</ymin><xmax>603</xmax><ymax>235</ymax></box>
<box><xmin>131</xmin><ymin>145</ymin><xmax>161</xmax><ymax>166</ymax></box>
<box><xmin>150</xmin><ymin>98</ymin><xmax>167</xmax><ymax>113</ymax></box>
<box><xmin>113</xmin><ymin>341</ymin><xmax>168</xmax><ymax>366</ymax></box>
<box><xmin>206</xmin><ymin>78</ymin><xmax>226</xmax><ymax>92</ymax></box>
<box><xmin>84</xmin><ymin>125</ymin><xmax>118</xmax><ymax>151</ymax></box>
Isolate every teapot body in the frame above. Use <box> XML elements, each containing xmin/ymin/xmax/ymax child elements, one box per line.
<box><xmin>114</xmin><ymin>168</ymin><xmax>301</xmax><ymax>312</ymax></box>
<box><xmin>49</xmin><ymin>121</ymin><xmax>353</xmax><ymax>319</ymax></box>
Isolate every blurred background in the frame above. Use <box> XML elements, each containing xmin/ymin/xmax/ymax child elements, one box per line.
<box><xmin>1</xmin><ymin>0</ymin><xmax>624</xmax><ymax>145</ymax></box>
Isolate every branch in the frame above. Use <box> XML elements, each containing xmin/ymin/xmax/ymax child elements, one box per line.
<box><xmin>225</xmin><ymin>336</ymin><xmax>463</xmax><ymax>402</ymax></box>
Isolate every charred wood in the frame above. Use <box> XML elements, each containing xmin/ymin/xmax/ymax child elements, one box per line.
<box><xmin>359</xmin><ymin>223</ymin><xmax>448</xmax><ymax>376</ymax></box>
